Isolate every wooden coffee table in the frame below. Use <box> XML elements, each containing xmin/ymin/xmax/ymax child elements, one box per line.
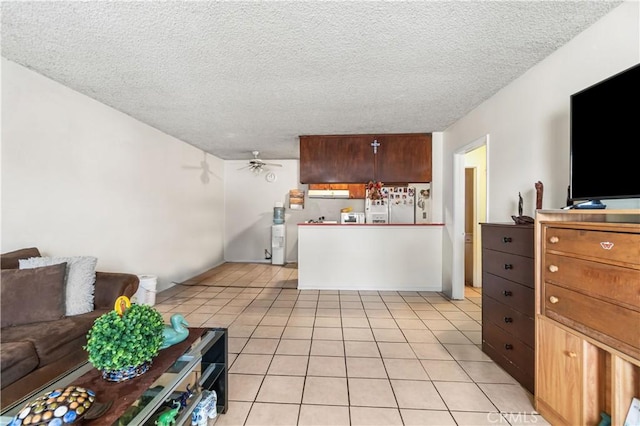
<box><xmin>0</xmin><ymin>327</ymin><xmax>227</xmax><ymax>426</ymax></box>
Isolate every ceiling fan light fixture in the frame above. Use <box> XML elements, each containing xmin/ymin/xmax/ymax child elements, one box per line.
<box><xmin>240</xmin><ymin>150</ymin><xmax>282</xmax><ymax>174</ymax></box>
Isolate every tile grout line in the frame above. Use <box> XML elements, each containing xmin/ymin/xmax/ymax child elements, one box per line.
<box><xmin>158</xmin><ymin>265</ymin><xmax>539</xmax><ymax>426</ymax></box>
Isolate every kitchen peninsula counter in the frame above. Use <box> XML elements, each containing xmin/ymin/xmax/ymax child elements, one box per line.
<box><xmin>298</xmin><ymin>223</ymin><xmax>444</xmax><ymax>291</ymax></box>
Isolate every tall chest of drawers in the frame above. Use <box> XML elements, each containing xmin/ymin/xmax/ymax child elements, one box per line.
<box><xmin>480</xmin><ymin>223</ymin><xmax>535</xmax><ymax>394</ymax></box>
<box><xmin>535</xmin><ymin>211</ymin><xmax>640</xmax><ymax>426</ymax></box>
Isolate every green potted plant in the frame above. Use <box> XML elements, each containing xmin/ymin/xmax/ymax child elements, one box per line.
<box><xmin>84</xmin><ymin>299</ymin><xmax>165</xmax><ymax>382</ymax></box>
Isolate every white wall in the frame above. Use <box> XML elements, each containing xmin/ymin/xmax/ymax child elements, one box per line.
<box><xmin>1</xmin><ymin>59</ymin><xmax>226</xmax><ymax>291</ymax></box>
<box><xmin>440</xmin><ymin>1</ymin><xmax>639</xmax><ymax>294</ymax></box>
<box><xmin>224</xmin><ymin>159</ymin><xmax>302</xmax><ymax>263</ymax></box>
<box><xmin>430</xmin><ymin>132</ymin><xmax>444</xmax><ymax>223</ymax></box>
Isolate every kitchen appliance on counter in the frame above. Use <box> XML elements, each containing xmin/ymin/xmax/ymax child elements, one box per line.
<box><xmin>340</xmin><ymin>212</ymin><xmax>365</xmax><ymax>224</ymax></box>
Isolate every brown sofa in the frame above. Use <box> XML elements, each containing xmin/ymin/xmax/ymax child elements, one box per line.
<box><xmin>0</xmin><ymin>247</ymin><xmax>139</xmax><ymax>408</ymax></box>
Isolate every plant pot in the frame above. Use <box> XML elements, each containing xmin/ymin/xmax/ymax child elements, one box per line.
<box><xmin>101</xmin><ymin>361</ymin><xmax>151</xmax><ymax>382</ymax></box>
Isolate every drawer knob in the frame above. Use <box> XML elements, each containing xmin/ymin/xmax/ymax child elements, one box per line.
<box><xmin>548</xmin><ymin>265</ymin><xmax>559</xmax><ymax>273</ymax></box>
<box><xmin>502</xmin><ymin>237</ymin><xmax>512</xmax><ymax>243</ymax></box>
<box><xmin>549</xmin><ymin>236</ymin><xmax>559</xmax><ymax>244</ymax></box>
<box><xmin>549</xmin><ymin>296</ymin><xmax>559</xmax><ymax>304</ymax></box>
<box><xmin>504</xmin><ymin>317</ymin><xmax>513</xmax><ymax>323</ymax></box>
<box><xmin>567</xmin><ymin>351</ymin><xmax>577</xmax><ymax>358</ymax></box>
<box><xmin>504</xmin><ymin>264</ymin><xmax>513</xmax><ymax>270</ymax></box>
<box><xmin>502</xmin><ymin>290</ymin><xmax>512</xmax><ymax>297</ymax></box>
<box><xmin>504</xmin><ymin>344</ymin><xmax>513</xmax><ymax>350</ymax></box>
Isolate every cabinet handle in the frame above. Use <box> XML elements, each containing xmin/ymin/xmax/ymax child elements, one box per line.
<box><xmin>567</xmin><ymin>351</ymin><xmax>577</xmax><ymax>358</ymax></box>
<box><xmin>502</xmin><ymin>290</ymin><xmax>512</xmax><ymax>296</ymax></box>
<box><xmin>504</xmin><ymin>344</ymin><xmax>513</xmax><ymax>350</ymax></box>
<box><xmin>549</xmin><ymin>296</ymin><xmax>559</xmax><ymax>304</ymax></box>
<box><xmin>549</xmin><ymin>236</ymin><xmax>559</xmax><ymax>244</ymax></box>
<box><xmin>504</xmin><ymin>317</ymin><xmax>513</xmax><ymax>323</ymax></box>
<box><xmin>504</xmin><ymin>264</ymin><xmax>513</xmax><ymax>270</ymax></box>
<box><xmin>502</xmin><ymin>237</ymin><xmax>512</xmax><ymax>243</ymax></box>
<box><xmin>548</xmin><ymin>265</ymin><xmax>559</xmax><ymax>273</ymax></box>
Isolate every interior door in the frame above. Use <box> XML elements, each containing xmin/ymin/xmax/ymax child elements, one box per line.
<box><xmin>465</xmin><ymin>167</ymin><xmax>475</xmax><ymax>286</ymax></box>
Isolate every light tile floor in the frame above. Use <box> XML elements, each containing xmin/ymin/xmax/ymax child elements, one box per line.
<box><xmin>155</xmin><ymin>263</ymin><xmax>548</xmax><ymax>426</ymax></box>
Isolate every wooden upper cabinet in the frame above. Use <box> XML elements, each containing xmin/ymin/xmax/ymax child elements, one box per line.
<box><xmin>376</xmin><ymin>133</ymin><xmax>432</xmax><ymax>183</ymax></box>
<box><xmin>299</xmin><ymin>135</ymin><xmax>374</xmax><ymax>183</ymax></box>
<box><xmin>299</xmin><ymin>133</ymin><xmax>432</xmax><ymax>184</ymax></box>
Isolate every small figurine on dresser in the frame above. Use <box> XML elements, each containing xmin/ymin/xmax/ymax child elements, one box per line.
<box><xmin>535</xmin><ymin>180</ymin><xmax>543</xmax><ymax>209</ymax></box>
<box><xmin>511</xmin><ymin>181</ymin><xmax>542</xmax><ymax>225</ymax></box>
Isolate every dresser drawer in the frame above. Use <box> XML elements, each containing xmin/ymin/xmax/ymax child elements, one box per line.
<box><xmin>483</xmin><ymin>296</ymin><xmax>534</xmax><ymax>348</ymax></box>
<box><xmin>544</xmin><ymin>253</ymin><xmax>640</xmax><ymax>311</ymax></box>
<box><xmin>482</xmin><ymin>249</ymin><xmax>534</xmax><ymax>288</ymax></box>
<box><xmin>483</xmin><ymin>273</ymin><xmax>534</xmax><ymax>317</ymax></box>
<box><xmin>482</xmin><ymin>324</ymin><xmax>535</xmax><ymax>394</ymax></box>
<box><xmin>543</xmin><ymin>226</ymin><xmax>640</xmax><ymax>265</ymax></box>
<box><xmin>544</xmin><ymin>283</ymin><xmax>640</xmax><ymax>357</ymax></box>
<box><xmin>481</xmin><ymin>224</ymin><xmax>533</xmax><ymax>257</ymax></box>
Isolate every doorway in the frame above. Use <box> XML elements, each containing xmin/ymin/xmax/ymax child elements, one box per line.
<box><xmin>464</xmin><ymin>167</ymin><xmax>475</xmax><ymax>286</ymax></box>
<box><xmin>452</xmin><ymin>136</ymin><xmax>487</xmax><ymax>299</ymax></box>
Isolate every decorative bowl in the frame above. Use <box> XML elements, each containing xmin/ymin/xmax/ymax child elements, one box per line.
<box><xmin>101</xmin><ymin>360</ymin><xmax>151</xmax><ymax>382</ymax></box>
<box><xmin>8</xmin><ymin>386</ymin><xmax>96</xmax><ymax>425</ymax></box>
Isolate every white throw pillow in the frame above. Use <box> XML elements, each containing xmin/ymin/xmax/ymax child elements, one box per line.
<box><xmin>20</xmin><ymin>256</ymin><xmax>97</xmax><ymax>316</ymax></box>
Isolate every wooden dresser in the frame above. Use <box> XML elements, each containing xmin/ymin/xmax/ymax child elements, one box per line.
<box><xmin>480</xmin><ymin>222</ymin><xmax>535</xmax><ymax>394</ymax></box>
<box><xmin>535</xmin><ymin>210</ymin><xmax>640</xmax><ymax>426</ymax></box>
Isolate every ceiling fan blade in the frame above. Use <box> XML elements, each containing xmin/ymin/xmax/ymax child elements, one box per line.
<box><xmin>264</xmin><ymin>163</ymin><xmax>283</xmax><ymax>167</ymax></box>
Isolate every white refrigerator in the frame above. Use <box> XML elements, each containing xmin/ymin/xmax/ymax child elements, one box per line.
<box><xmin>385</xmin><ymin>186</ymin><xmax>416</xmax><ymax>224</ymax></box>
<box><xmin>365</xmin><ymin>188</ymin><xmax>389</xmax><ymax>224</ymax></box>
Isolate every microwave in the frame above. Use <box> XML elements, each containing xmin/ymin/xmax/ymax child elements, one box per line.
<box><xmin>340</xmin><ymin>212</ymin><xmax>365</xmax><ymax>224</ymax></box>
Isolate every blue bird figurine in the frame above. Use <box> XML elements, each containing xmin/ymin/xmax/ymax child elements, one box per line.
<box><xmin>160</xmin><ymin>314</ymin><xmax>189</xmax><ymax>349</ymax></box>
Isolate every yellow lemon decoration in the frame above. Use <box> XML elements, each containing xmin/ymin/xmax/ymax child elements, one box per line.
<box><xmin>114</xmin><ymin>296</ymin><xmax>131</xmax><ymax>316</ymax></box>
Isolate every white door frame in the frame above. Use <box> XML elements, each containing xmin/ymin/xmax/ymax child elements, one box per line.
<box><xmin>452</xmin><ymin>135</ymin><xmax>488</xmax><ymax>299</ymax></box>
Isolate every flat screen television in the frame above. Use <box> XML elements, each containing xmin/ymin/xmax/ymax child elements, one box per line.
<box><xmin>569</xmin><ymin>62</ymin><xmax>640</xmax><ymax>208</ymax></box>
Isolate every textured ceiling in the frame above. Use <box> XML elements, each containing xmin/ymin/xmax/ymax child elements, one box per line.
<box><xmin>1</xmin><ymin>1</ymin><xmax>621</xmax><ymax>160</ymax></box>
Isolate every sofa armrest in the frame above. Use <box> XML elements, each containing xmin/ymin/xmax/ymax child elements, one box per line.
<box><xmin>93</xmin><ymin>272</ymin><xmax>139</xmax><ymax>310</ymax></box>
<box><xmin>1</xmin><ymin>247</ymin><xmax>41</xmax><ymax>269</ymax></box>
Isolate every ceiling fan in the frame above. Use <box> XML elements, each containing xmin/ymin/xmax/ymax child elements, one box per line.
<box><xmin>239</xmin><ymin>151</ymin><xmax>283</xmax><ymax>174</ymax></box>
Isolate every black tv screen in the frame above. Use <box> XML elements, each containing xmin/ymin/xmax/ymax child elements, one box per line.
<box><xmin>570</xmin><ymin>63</ymin><xmax>640</xmax><ymax>202</ymax></box>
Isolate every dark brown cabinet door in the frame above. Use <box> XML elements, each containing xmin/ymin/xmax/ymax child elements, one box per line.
<box><xmin>300</xmin><ymin>133</ymin><xmax>432</xmax><ymax>184</ymax></box>
<box><xmin>299</xmin><ymin>135</ymin><xmax>374</xmax><ymax>183</ymax></box>
<box><xmin>375</xmin><ymin>133</ymin><xmax>432</xmax><ymax>183</ymax></box>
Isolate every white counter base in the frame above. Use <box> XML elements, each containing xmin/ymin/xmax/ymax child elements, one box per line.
<box><xmin>298</xmin><ymin>224</ymin><xmax>443</xmax><ymax>291</ymax></box>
